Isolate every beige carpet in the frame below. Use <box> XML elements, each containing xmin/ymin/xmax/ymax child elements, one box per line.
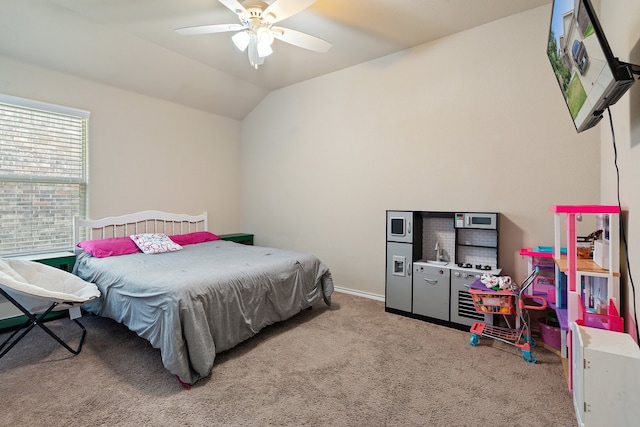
<box><xmin>0</xmin><ymin>292</ymin><xmax>576</xmax><ymax>426</ymax></box>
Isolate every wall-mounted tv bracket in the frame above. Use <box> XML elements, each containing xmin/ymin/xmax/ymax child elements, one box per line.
<box><xmin>622</xmin><ymin>61</ymin><xmax>640</xmax><ymax>77</ymax></box>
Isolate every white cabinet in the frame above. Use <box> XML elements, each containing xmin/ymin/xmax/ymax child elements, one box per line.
<box><xmin>571</xmin><ymin>324</ymin><xmax>640</xmax><ymax>426</ymax></box>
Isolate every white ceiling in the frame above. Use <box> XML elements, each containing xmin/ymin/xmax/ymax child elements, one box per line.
<box><xmin>0</xmin><ymin>0</ymin><xmax>551</xmax><ymax>120</ymax></box>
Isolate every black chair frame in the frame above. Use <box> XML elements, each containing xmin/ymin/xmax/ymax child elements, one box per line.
<box><xmin>0</xmin><ymin>287</ymin><xmax>87</xmax><ymax>359</ymax></box>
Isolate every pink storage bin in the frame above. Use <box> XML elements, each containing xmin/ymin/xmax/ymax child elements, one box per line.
<box><xmin>577</xmin><ymin>298</ymin><xmax>624</xmax><ymax>332</ymax></box>
<box><xmin>538</xmin><ymin>317</ymin><xmax>561</xmax><ymax>349</ymax></box>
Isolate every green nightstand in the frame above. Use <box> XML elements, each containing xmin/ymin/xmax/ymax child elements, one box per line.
<box><xmin>20</xmin><ymin>251</ymin><xmax>77</xmax><ymax>271</ymax></box>
<box><xmin>0</xmin><ymin>251</ymin><xmax>77</xmax><ymax>332</ymax></box>
<box><xmin>219</xmin><ymin>233</ymin><xmax>254</xmax><ymax>245</ymax></box>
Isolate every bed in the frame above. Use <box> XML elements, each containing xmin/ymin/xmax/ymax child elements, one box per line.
<box><xmin>72</xmin><ymin>211</ymin><xmax>334</xmax><ymax>386</ymax></box>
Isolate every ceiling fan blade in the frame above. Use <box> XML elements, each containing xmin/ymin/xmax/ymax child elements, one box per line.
<box><xmin>217</xmin><ymin>0</ymin><xmax>249</xmax><ymax>19</ymax></box>
<box><xmin>272</xmin><ymin>26</ymin><xmax>331</xmax><ymax>53</ymax></box>
<box><xmin>175</xmin><ymin>23</ymin><xmax>246</xmax><ymax>36</ymax></box>
<box><xmin>263</xmin><ymin>0</ymin><xmax>317</xmax><ymax>24</ymax></box>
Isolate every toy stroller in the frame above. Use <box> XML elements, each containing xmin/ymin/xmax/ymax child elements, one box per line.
<box><xmin>468</xmin><ymin>267</ymin><xmax>547</xmax><ymax>363</ymax></box>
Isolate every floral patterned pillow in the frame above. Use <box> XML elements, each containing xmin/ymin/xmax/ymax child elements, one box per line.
<box><xmin>130</xmin><ymin>233</ymin><xmax>183</xmax><ymax>254</ymax></box>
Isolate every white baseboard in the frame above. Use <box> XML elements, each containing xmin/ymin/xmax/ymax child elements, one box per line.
<box><xmin>334</xmin><ymin>286</ymin><xmax>385</xmax><ymax>302</ymax></box>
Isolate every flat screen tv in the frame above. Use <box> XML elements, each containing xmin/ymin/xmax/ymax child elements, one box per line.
<box><xmin>547</xmin><ymin>0</ymin><xmax>638</xmax><ymax>133</ymax></box>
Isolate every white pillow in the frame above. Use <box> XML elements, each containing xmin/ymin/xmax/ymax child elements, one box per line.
<box><xmin>130</xmin><ymin>233</ymin><xmax>183</xmax><ymax>254</ymax></box>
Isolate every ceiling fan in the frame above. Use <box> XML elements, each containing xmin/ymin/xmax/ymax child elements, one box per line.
<box><xmin>175</xmin><ymin>0</ymin><xmax>331</xmax><ymax>69</ymax></box>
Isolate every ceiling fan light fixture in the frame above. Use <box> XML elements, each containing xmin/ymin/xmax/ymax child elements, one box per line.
<box><xmin>256</xmin><ymin>41</ymin><xmax>273</xmax><ymax>58</ymax></box>
<box><xmin>248</xmin><ymin>40</ymin><xmax>265</xmax><ymax>69</ymax></box>
<box><xmin>255</xmin><ymin>26</ymin><xmax>274</xmax><ymax>45</ymax></box>
<box><xmin>232</xmin><ymin>30</ymin><xmax>250</xmax><ymax>51</ymax></box>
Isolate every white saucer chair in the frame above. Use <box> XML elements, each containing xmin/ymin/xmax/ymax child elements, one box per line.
<box><xmin>0</xmin><ymin>258</ymin><xmax>100</xmax><ymax>359</ymax></box>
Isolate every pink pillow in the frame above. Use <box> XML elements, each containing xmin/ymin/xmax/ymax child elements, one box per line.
<box><xmin>169</xmin><ymin>231</ymin><xmax>220</xmax><ymax>246</ymax></box>
<box><xmin>78</xmin><ymin>236</ymin><xmax>141</xmax><ymax>258</ymax></box>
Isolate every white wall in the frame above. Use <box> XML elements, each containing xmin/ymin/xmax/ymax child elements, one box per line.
<box><xmin>600</xmin><ymin>1</ymin><xmax>640</xmax><ymax>341</ymax></box>
<box><xmin>0</xmin><ymin>56</ymin><xmax>242</xmax><ymax>233</ymax></box>
<box><xmin>241</xmin><ymin>5</ymin><xmax>601</xmax><ymax>297</ymax></box>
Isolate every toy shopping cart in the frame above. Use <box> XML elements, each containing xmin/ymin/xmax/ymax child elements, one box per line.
<box><xmin>468</xmin><ymin>268</ymin><xmax>547</xmax><ymax>363</ymax></box>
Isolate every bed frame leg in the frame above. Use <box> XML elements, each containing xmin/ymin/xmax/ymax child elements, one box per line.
<box><xmin>175</xmin><ymin>375</ymin><xmax>192</xmax><ymax>390</ymax></box>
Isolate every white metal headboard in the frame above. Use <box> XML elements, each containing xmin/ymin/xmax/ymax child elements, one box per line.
<box><xmin>73</xmin><ymin>210</ymin><xmax>208</xmax><ymax>251</ymax></box>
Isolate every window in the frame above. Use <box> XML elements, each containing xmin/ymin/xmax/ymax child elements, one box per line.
<box><xmin>0</xmin><ymin>94</ymin><xmax>89</xmax><ymax>256</ymax></box>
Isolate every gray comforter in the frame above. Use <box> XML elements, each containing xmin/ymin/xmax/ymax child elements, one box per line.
<box><xmin>74</xmin><ymin>240</ymin><xmax>334</xmax><ymax>385</ymax></box>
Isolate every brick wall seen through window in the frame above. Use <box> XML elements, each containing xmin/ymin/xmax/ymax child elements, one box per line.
<box><xmin>0</xmin><ymin>95</ymin><xmax>88</xmax><ymax>256</ymax></box>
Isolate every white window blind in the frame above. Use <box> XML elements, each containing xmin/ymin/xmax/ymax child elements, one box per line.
<box><xmin>0</xmin><ymin>94</ymin><xmax>89</xmax><ymax>256</ymax></box>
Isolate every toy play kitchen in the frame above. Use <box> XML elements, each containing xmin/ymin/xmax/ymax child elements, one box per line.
<box><xmin>385</xmin><ymin>210</ymin><xmax>501</xmax><ymax>329</ymax></box>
